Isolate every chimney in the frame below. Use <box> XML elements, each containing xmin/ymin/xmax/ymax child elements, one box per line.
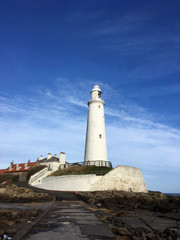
<box><xmin>59</xmin><ymin>152</ymin><xmax>65</xmax><ymax>164</ymax></box>
<box><xmin>28</xmin><ymin>159</ymin><xmax>30</xmax><ymax>164</ymax></box>
<box><xmin>39</xmin><ymin>155</ymin><xmax>43</xmax><ymax>160</ymax></box>
<box><xmin>54</xmin><ymin>154</ymin><xmax>57</xmax><ymax>158</ymax></box>
<box><xmin>24</xmin><ymin>163</ymin><xmax>28</xmax><ymax>169</ymax></box>
<box><xmin>9</xmin><ymin>161</ymin><xmax>14</xmax><ymax>171</ymax></box>
<box><xmin>16</xmin><ymin>164</ymin><xmax>20</xmax><ymax>170</ymax></box>
<box><xmin>47</xmin><ymin>153</ymin><xmax>51</xmax><ymax>159</ymax></box>
<box><xmin>9</xmin><ymin>164</ymin><xmax>12</xmax><ymax>171</ymax></box>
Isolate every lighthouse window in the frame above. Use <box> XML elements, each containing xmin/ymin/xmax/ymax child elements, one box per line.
<box><xmin>99</xmin><ymin>134</ymin><xmax>102</xmax><ymax>138</ymax></box>
<box><xmin>98</xmin><ymin>105</ymin><xmax>100</xmax><ymax>108</ymax></box>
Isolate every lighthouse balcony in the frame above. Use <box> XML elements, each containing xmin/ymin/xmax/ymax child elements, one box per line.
<box><xmin>84</xmin><ymin>160</ymin><xmax>112</xmax><ymax>168</ymax></box>
<box><xmin>73</xmin><ymin>160</ymin><xmax>112</xmax><ymax>168</ymax></box>
<box><xmin>61</xmin><ymin>160</ymin><xmax>112</xmax><ymax>169</ymax></box>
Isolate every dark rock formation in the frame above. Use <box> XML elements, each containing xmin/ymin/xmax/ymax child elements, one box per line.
<box><xmin>77</xmin><ymin>191</ymin><xmax>180</xmax><ymax>240</ymax></box>
<box><xmin>0</xmin><ymin>209</ymin><xmax>41</xmax><ymax>239</ymax></box>
<box><xmin>0</xmin><ymin>183</ymin><xmax>55</xmax><ymax>239</ymax></box>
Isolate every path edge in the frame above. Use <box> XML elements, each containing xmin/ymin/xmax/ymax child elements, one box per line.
<box><xmin>13</xmin><ymin>201</ymin><xmax>54</xmax><ymax>240</ymax></box>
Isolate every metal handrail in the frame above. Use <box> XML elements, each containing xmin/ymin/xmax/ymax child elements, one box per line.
<box><xmin>29</xmin><ymin>167</ymin><xmax>48</xmax><ymax>183</ymax></box>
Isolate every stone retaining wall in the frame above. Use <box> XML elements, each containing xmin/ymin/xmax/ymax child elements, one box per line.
<box><xmin>35</xmin><ymin>166</ymin><xmax>147</xmax><ymax>192</ymax></box>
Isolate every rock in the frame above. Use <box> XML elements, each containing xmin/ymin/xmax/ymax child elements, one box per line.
<box><xmin>96</xmin><ymin>203</ymin><xmax>101</xmax><ymax>207</ymax></box>
<box><xmin>146</xmin><ymin>232</ymin><xmax>156</xmax><ymax>239</ymax></box>
<box><xmin>15</xmin><ymin>218</ymin><xmax>27</xmax><ymax>223</ymax></box>
<box><xmin>164</xmin><ymin>228</ymin><xmax>177</xmax><ymax>239</ymax></box>
<box><xmin>5</xmin><ymin>228</ymin><xmax>18</xmax><ymax>236</ymax></box>
<box><xmin>77</xmin><ymin>191</ymin><xmax>180</xmax><ymax>240</ymax></box>
<box><xmin>174</xmin><ymin>229</ymin><xmax>180</xmax><ymax>237</ymax></box>
<box><xmin>119</xmin><ymin>217</ymin><xmax>152</xmax><ymax>233</ymax></box>
<box><xmin>0</xmin><ymin>229</ymin><xmax>5</xmax><ymax>237</ymax></box>
<box><xmin>0</xmin><ymin>184</ymin><xmax>55</xmax><ymax>203</ymax></box>
<box><xmin>117</xmin><ymin>227</ymin><xmax>131</xmax><ymax>236</ymax></box>
<box><xmin>0</xmin><ymin>208</ymin><xmax>42</xmax><ymax>239</ymax></box>
<box><xmin>25</xmin><ymin>188</ymin><xmax>33</xmax><ymax>193</ymax></box>
<box><xmin>141</xmin><ymin>232</ymin><xmax>146</xmax><ymax>240</ymax></box>
<box><xmin>0</xmin><ymin>188</ymin><xmax>6</xmax><ymax>193</ymax></box>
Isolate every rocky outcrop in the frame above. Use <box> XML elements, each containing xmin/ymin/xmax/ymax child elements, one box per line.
<box><xmin>0</xmin><ymin>184</ymin><xmax>55</xmax><ymax>202</ymax></box>
<box><xmin>90</xmin><ymin>166</ymin><xmax>147</xmax><ymax>192</ymax></box>
<box><xmin>0</xmin><ymin>208</ymin><xmax>41</xmax><ymax>239</ymax></box>
<box><xmin>78</xmin><ymin>191</ymin><xmax>180</xmax><ymax>239</ymax></box>
<box><xmin>0</xmin><ymin>184</ymin><xmax>55</xmax><ymax>239</ymax></box>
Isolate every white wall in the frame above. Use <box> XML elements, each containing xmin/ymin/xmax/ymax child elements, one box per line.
<box><xmin>33</xmin><ymin>166</ymin><xmax>147</xmax><ymax>193</ymax></box>
<box><xmin>39</xmin><ymin>161</ymin><xmax>60</xmax><ymax>171</ymax></box>
<box><xmin>35</xmin><ymin>174</ymin><xmax>102</xmax><ymax>191</ymax></box>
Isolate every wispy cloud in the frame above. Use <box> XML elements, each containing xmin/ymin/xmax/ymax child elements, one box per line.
<box><xmin>68</xmin><ymin>97</ymin><xmax>87</xmax><ymax>108</ymax></box>
<box><xmin>0</xmin><ymin>80</ymin><xmax>179</xmax><ymax>192</ymax></box>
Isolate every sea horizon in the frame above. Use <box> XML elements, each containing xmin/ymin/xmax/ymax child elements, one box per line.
<box><xmin>164</xmin><ymin>193</ymin><xmax>180</xmax><ymax>196</ymax></box>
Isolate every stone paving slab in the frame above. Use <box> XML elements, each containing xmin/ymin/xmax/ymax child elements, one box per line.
<box><xmin>23</xmin><ymin>201</ymin><xmax>115</xmax><ymax>240</ymax></box>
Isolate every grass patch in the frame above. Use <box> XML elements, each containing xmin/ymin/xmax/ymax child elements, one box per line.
<box><xmin>49</xmin><ymin>165</ymin><xmax>111</xmax><ymax>177</ymax></box>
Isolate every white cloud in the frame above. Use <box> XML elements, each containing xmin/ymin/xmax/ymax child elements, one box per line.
<box><xmin>68</xmin><ymin>97</ymin><xmax>87</xmax><ymax>108</ymax></box>
<box><xmin>0</xmin><ymin>81</ymin><xmax>179</xmax><ymax>192</ymax></box>
<box><xmin>106</xmin><ymin>124</ymin><xmax>180</xmax><ymax>192</ymax></box>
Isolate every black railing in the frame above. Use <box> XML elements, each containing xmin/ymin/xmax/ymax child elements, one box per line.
<box><xmin>84</xmin><ymin>160</ymin><xmax>112</xmax><ymax>168</ymax></box>
<box><xmin>63</xmin><ymin>160</ymin><xmax>112</xmax><ymax>168</ymax></box>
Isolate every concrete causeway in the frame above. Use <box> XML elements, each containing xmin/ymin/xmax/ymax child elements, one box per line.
<box><xmin>7</xmin><ymin>182</ymin><xmax>115</xmax><ymax>239</ymax></box>
<box><xmin>22</xmin><ymin>200</ymin><xmax>115</xmax><ymax>240</ymax></box>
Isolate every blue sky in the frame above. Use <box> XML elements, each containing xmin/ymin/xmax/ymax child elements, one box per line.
<box><xmin>0</xmin><ymin>0</ymin><xmax>180</xmax><ymax>192</ymax></box>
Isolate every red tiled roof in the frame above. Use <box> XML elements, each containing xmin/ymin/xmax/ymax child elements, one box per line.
<box><xmin>0</xmin><ymin>169</ymin><xmax>6</xmax><ymax>174</ymax></box>
<box><xmin>1</xmin><ymin>161</ymin><xmax>38</xmax><ymax>173</ymax></box>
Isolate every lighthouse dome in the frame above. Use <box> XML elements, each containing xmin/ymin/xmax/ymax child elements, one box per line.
<box><xmin>91</xmin><ymin>84</ymin><xmax>102</xmax><ymax>93</ymax></box>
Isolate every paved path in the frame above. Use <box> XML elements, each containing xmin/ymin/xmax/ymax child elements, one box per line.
<box><xmin>11</xmin><ymin>182</ymin><xmax>115</xmax><ymax>239</ymax></box>
<box><xmin>22</xmin><ymin>200</ymin><xmax>115</xmax><ymax>240</ymax></box>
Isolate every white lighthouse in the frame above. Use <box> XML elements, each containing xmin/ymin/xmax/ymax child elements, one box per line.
<box><xmin>84</xmin><ymin>84</ymin><xmax>108</xmax><ymax>165</ymax></box>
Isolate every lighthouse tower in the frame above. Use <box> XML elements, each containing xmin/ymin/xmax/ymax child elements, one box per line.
<box><xmin>84</xmin><ymin>85</ymin><xmax>108</xmax><ymax>164</ymax></box>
